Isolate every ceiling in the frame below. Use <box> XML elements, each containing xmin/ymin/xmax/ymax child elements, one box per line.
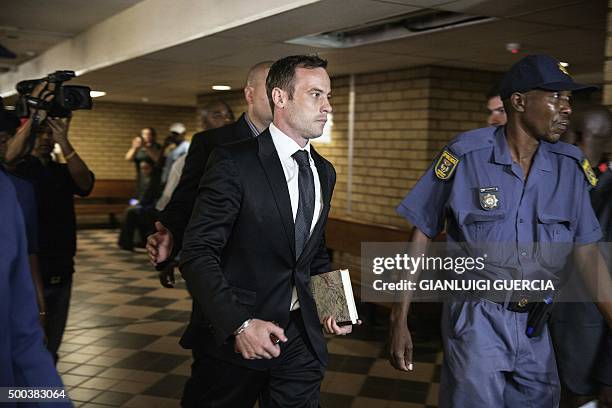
<box><xmin>0</xmin><ymin>0</ymin><xmax>143</xmax><ymax>65</ymax></box>
<box><xmin>1</xmin><ymin>0</ymin><xmax>607</xmax><ymax>106</ymax></box>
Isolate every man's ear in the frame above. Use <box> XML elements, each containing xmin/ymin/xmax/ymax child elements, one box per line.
<box><xmin>271</xmin><ymin>88</ymin><xmax>285</xmax><ymax>109</ymax></box>
<box><xmin>510</xmin><ymin>92</ymin><xmax>526</xmax><ymax>113</ymax></box>
<box><xmin>244</xmin><ymin>86</ymin><xmax>253</xmax><ymax>105</ymax></box>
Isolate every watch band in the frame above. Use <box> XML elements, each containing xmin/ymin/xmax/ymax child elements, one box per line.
<box><xmin>233</xmin><ymin>319</ymin><xmax>252</xmax><ymax>336</ymax></box>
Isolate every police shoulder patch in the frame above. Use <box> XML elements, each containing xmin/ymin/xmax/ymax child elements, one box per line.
<box><xmin>582</xmin><ymin>159</ymin><xmax>598</xmax><ymax>186</ymax></box>
<box><xmin>435</xmin><ymin>149</ymin><xmax>459</xmax><ymax>180</ymax></box>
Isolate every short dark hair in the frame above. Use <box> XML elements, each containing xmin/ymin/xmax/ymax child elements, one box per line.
<box><xmin>266</xmin><ymin>55</ymin><xmax>328</xmax><ymax>113</ymax></box>
<box><xmin>486</xmin><ymin>83</ymin><xmax>501</xmax><ymax>100</ymax></box>
<box><xmin>142</xmin><ymin>127</ymin><xmax>157</xmax><ymax>141</ymax></box>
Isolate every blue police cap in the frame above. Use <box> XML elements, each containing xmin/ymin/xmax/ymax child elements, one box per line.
<box><xmin>499</xmin><ymin>54</ymin><xmax>597</xmax><ymax>99</ymax></box>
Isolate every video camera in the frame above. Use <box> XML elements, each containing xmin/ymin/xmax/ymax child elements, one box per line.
<box><xmin>15</xmin><ymin>70</ymin><xmax>93</xmax><ymax>118</ymax></box>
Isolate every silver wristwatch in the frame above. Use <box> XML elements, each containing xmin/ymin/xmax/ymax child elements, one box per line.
<box><xmin>233</xmin><ymin>319</ymin><xmax>252</xmax><ymax>336</ymax></box>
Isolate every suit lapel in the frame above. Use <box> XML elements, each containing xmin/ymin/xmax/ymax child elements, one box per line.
<box><xmin>257</xmin><ymin>130</ymin><xmax>296</xmax><ymax>259</ymax></box>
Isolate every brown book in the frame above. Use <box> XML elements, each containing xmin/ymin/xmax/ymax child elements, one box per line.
<box><xmin>310</xmin><ymin>269</ymin><xmax>359</xmax><ymax>325</ymax></box>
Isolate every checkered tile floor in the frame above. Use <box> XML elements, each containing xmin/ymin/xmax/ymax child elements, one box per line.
<box><xmin>59</xmin><ymin>229</ymin><xmax>442</xmax><ymax>407</ymax></box>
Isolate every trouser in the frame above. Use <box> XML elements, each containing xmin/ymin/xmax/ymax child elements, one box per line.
<box><xmin>550</xmin><ymin>301</ymin><xmax>610</xmax><ymax>395</ymax></box>
<box><xmin>40</xmin><ymin>255</ymin><xmax>73</xmax><ymax>365</ymax></box>
<box><xmin>439</xmin><ymin>299</ymin><xmax>560</xmax><ymax>408</ymax></box>
<box><xmin>181</xmin><ymin>311</ymin><xmax>324</xmax><ymax>408</ymax></box>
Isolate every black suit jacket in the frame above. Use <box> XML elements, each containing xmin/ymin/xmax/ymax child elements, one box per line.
<box><xmin>550</xmin><ymin>168</ymin><xmax>612</xmax><ymax>392</ymax></box>
<box><xmin>179</xmin><ymin>129</ymin><xmax>335</xmax><ymax>370</ymax></box>
<box><xmin>157</xmin><ymin>113</ymin><xmax>254</xmax><ymax>266</ymax></box>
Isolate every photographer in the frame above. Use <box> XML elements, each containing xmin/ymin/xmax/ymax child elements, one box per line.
<box><xmin>125</xmin><ymin>127</ymin><xmax>162</xmax><ymax>186</ymax></box>
<box><xmin>14</xmin><ymin>109</ymin><xmax>94</xmax><ymax>363</ymax></box>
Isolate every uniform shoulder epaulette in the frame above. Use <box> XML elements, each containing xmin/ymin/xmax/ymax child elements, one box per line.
<box><xmin>548</xmin><ymin>141</ymin><xmax>598</xmax><ymax>186</ymax></box>
<box><xmin>434</xmin><ymin>127</ymin><xmax>495</xmax><ymax>180</ymax></box>
<box><xmin>546</xmin><ymin>140</ymin><xmax>582</xmax><ymax>160</ymax></box>
<box><xmin>447</xmin><ymin>127</ymin><xmax>496</xmax><ymax>157</ymax></box>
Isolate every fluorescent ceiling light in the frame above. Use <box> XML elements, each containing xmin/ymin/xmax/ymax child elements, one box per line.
<box><xmin>212</xmin><ymin>85</ymin><xmax>231</xmax><ymax>91</ymax></box>
<box><xmin>90</xmin><ymin>90</ymin><xmax>106</xmax><ymax>98</ymax></box>
<box><xmin>287</xmin><ymin>10</ymin><xmax>496</xmax><ymax>48</ymax></box>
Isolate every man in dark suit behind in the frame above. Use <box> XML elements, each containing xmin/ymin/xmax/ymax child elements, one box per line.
<box><xmin>550</xmin><ymin>103</ymin><xmax>612</xmax><ymax>408</ymax></box>
<box><xmin>147</xmin><ymin>61</ymin><xmax>273</xmax><ymax>273</ymax></box>
<box><xmin>179</xmin><ymin>55</ymin><xmax>356</xmax><ymax>407</ymax></box>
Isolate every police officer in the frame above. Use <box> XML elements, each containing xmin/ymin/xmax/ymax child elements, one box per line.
<box><xmin>0</xmin><ymin>167</ymin><xmax>70</xmax><ymax>403</ymax></box>
<box><xmin>388</xmin><ymin>55</ymin><xmax>612</xmax><ymax>407</ymax></box>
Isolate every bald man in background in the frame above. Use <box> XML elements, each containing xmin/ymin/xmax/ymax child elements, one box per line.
<box><xmin>551</xmin><ymin>102</ymin><xmax>612</xmax><ymax>408</ymax></box>
<box><xmin>148</xmin><ymin>61</ymin><xmax>274</xmax><ymax>277</ymax></box>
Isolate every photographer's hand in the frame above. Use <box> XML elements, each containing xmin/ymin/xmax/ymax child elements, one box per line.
<box><xmin>47</xmin><ymin>117</ymin><xmax>93</xmax><ymax>193</ymax></box>
<box><xmin>48</xmin><ymin>117</ymin><xmax>69</xmax><ymax>145</ymax></box>
<box><xmin>4</xmin><ymin>82</ymin><xmax>55</xmax><ymax>164</ymax></box>
<box><xmin>125</xmin><ymin>136</ymin><xmax>142</xmax><ymax>161</ymax></box>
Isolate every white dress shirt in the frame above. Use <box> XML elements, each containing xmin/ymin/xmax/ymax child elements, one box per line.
<box><xmin>269</xmin><ymin>123</ymin><xmax>323</xmax><ymax>311</ymax></box>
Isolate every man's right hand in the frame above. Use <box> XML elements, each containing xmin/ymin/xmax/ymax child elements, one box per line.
<box><xmin>146</xmin><ymin>221</ymin><xmax>174</xmax><ymax>265</ymax></box>
<box><xmin>132</xmin><ymin>136</ymin><xmax>143</xmax><ymax>149</ymax></box>
<box><xmin>388</xmin><ymin>321</ymin><xmax>414</xmax><ymax>371</ymax></box>
<box><xmin>234</xmin><ymin>319</ymin><xmax>288</xmax><ymax>360</ymax></box>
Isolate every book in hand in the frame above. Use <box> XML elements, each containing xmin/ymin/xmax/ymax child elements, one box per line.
<box><xmin>310</xmin><ymin>269</ymin><xmax>359</xmax><ymax>325</ymax></box>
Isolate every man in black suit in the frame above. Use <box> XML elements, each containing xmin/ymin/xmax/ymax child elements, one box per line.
<box><xmin>147</xmin><ymin>61</ymin><xmax>273</xmax><ymax>274</ymax></box>
<box><xmin>179</xmin><ymin>55</ymin><xmax>355</xmax><ymax>407</ymax></box>
<box><xmin>550</xmin><ymin>103</ymin><xmax>612</xmax><ymax>408</ymax></box>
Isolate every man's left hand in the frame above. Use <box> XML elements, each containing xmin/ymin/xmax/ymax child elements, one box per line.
<box><xmin>159</xmin><ymin>264</ymin><xmax>176</xmax><ymax>288</ymax></box>
<box><xmin>47</xmin><ymin>117</ymin><xmax>70</xmax><ymax>144</ymax></box>
<box><xmin>323</xmin><ymin>316</ymin><xmax>362</xmax><ymax>336</ymax></box>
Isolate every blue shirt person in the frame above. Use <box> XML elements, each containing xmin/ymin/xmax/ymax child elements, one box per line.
<box><xmin>388</xmin><ymin>54</ymin><xmax>612</xmax><ymax>408</ymax></box>
<box><xmin>0</xmin><ymin>168</ymin><xmax>70</xmax><ymax>407</ymax></box>
<box><xmin>8</xmin><ymin>173</ymin><xmax>39</xmax><ymax>255</ymax></box>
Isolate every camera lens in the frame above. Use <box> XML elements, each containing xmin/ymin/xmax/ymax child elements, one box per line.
<box><xmin>64</xmin><ymin>90</ymin><xmax>83</xmax><ymax>109</ymax></box>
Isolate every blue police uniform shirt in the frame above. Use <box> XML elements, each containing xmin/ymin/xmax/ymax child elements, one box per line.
<box><xmin>8</xmin><ymin>173</ymin><xmax>38</xmax><ymax>255</ymax></box>
<box><xmin>397</xmin><ymin>126</ymin><xmax>602</xmax><ymax>284</ymax></box>
<box><xmin>0</xmin><ymin>169</ymin><xmax>68</xmax><ymax>401</ymax></box>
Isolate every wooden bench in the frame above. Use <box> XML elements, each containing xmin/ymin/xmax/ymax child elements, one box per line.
<box><xmin>325</xmin><ymin>217</ymin><xmax>409</xmax><ymax>300</ymax></box>
<box><xmin>325</xmin><ymin>217</ymin><xmax>443</xmax><ymax>331</ymax></box>
<box><xmin>75</xmin><ymin>179</ymin><xmax>135</xmax><ymax>227</ymax></box>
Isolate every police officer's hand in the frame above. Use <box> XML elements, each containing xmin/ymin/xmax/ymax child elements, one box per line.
<box><xmin>600</xmin><ymin>385</ymin><xmax>612</xmax><ymax>408</ymax></box>
<box><xmin>389</xmin><ymin>322</ymin><xmax>414</xmax><ymax>371</ymax></box>
<box><xmin>234</xmin><ymin>319</ymin><xmax>287</xmax><ymax>360</ymax></box>
<box><xmin>146</xmin><ymin>221</ymin><xmax>173</xmax><ymax>265</ymax></box>
<box><xmin>158</xmin><ymin>263</ymin><xmax>176</xmax><ymax>288</ymax></box>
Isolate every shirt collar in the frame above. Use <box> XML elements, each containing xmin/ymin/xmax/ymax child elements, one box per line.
<box><xmin>492</xmin><ymin>126</ymin><xmax>552</xmax><ymax>172</ymax></box>
<box><xmin>269</xmin><ymin>122</ymin><xmax>311</xmax><ymax>162</ymax></box>
<box><xmin>244</xmin><ymin>112</ymin><xmax>261</xmax><ymax>137</ymax></box>
<box><xmin>492</xmin><ymin>126</ymin><xmax>512</xmax><ymax>166</ymax></box>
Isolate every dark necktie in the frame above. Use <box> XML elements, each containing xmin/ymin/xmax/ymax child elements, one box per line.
<box><xmin>292</xmin><ymin>150</ymin><xmax>315</xmax><ymax>260</ymax></box>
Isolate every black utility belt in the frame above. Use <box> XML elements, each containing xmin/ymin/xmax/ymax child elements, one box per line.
<box><xmin>477</xmin><ymin>291</ymin><xmax>555</xmax><ymax>338</ymax></box>
<box><xmin>473</xmin><ymin>290</ymin><xmax>552</xmax><ymax>313</ymax></box>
